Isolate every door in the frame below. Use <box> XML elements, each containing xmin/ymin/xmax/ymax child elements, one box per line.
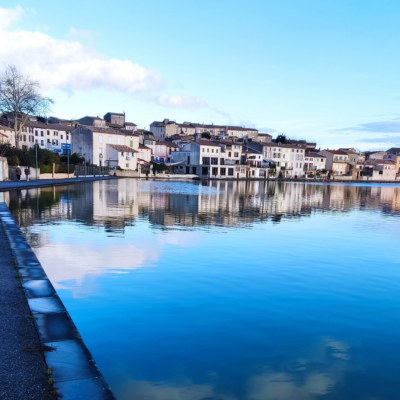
<box><xmin>186</xmin><ymin>166</ymin><xmax>189</xmax><ymax>174</ymax></box>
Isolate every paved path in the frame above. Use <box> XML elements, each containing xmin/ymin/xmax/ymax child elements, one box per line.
<box><xmin>0</xmin><ymin>226</ymin><xmax>55</xmax><ymax>399</ymax></box>
<box><xmin>0</xmin><ymin>176</ymin><xmax>117</xmax><ymax>192</ymax></box>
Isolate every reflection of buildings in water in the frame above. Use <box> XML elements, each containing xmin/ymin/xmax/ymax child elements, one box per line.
<box><xmin>6</xmin><ymin>181</ymin><xmax>400</xmax><ymax>233</ymax></box>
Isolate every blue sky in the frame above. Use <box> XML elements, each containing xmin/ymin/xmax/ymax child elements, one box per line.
<box><xmin>1</xmin><ymin>0</ymin><xmax>400</xmax><ymax>150</ymax></box>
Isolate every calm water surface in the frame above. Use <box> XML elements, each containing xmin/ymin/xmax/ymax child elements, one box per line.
<box><xmin>5</xmin><ymin>180</ymin><xmax>400</xmax><ymax>400</ymax></box>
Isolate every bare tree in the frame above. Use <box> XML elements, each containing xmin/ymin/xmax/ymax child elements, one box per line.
<box><xmin>0</xmin><ymin>65</ymin><xmax>54</xmax><ymax>149</ymax></box>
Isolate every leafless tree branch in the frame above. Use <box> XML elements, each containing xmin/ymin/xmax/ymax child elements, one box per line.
<box><xmin>0</xmin><ymin>65</ymin><xmax>54</xmax><ymax>149</ymax></box>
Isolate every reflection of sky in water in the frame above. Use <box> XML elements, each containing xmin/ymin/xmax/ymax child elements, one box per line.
<box><xmin>6</xmin><ymin>180</ymin><xmax>400</xmax><ymax>400</ymax></box>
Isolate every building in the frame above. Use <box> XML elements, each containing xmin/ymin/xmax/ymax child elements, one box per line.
<box><xmin>71</xmin><ymin>125</ymin><xmax>139</xmax><ymax>166</ymax></box>
<box><xmin>361</xmin><ymin>159</ymin><xmax>397</xmax><ymax>180</ymax></box>
<box><xmin>319</xmin><ymin>150</ymin><xmax>350</xmax><ymax>176</ymax></box>
<box><xmin>153</xmin><ymin>141</ymin><xmax>180</xmax><ymax>163</ymax></box>
<box><xmin>257</xmin><ymin>133</ymin><xmax>273</xmax><ymax>143</ymax></box>
<box><xmin>248</xmin><ymin>141</ymin><xmax>306</xmax><ymax>177</ymax></box>
<box><xmin>171</xmin><ymin>140</ymin><xmax>249</xmax><ymax>178</ymax></box>
<box><xmin>384</xmin><ymin>148</ymin><xmax>400</xmax><ymax>174</ymax></box>
<box><xmin>150</xmin><ymin>119</ymin><xmax>258</xmax><ymax>140</ymax></box>
<box><xmin>103</xmin><ymin>112</ymin><xmax>137</xmax><ymax>131</ymax></box>
<box><xmin>105</xmin><ymin>144</ymin><xmax>138</xmax><ymax>170</ymax></box>
<box><xmin>304</xmin><ymin>152</ymin><xmax>326</xmax><ymax>174</ymax></box>
<box><xmin>76</xmin><ymin>116</ymin><xmax>106</xmax><ymax>127</ymax></box>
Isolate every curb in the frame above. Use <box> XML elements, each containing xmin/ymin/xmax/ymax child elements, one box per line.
<box><xmin>0</xmin><ymin>202</ymin><xmax>116</xmax><ymax>400</ymax></box>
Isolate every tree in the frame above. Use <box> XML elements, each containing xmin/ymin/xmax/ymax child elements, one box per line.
<box><xmin>0</xmin><ymin>65</ymin><xmax>54</xmax><ymax>149</ymax></box>
<box><xmin>274</xmin><ymin>134</ymin><xmax>287</xmax><ymax>144</ymax></box>
<box><xmin>201</xmin><ymin>131</ymin><xmax>211</xmax><ymax>139</ymax></box>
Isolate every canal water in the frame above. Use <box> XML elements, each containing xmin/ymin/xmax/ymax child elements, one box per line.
<box><xmin>5</xmin><ymin>179</ymin><xmax>400</xmax><ymax>400</ymax></box>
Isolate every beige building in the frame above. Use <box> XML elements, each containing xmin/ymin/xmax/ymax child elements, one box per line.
<box><xmin>304</xmin><ymin>152</ymin><xmax>326</xmax><ymax>174</ymax></box>
<box><xmin>320</xmin><ymin>150</ymin><xmax>350</xmax><ymax>175</ymax></box>
<box><xmin>362</xmin><ymin>159</ymin><xmax>397</xmax><ymax>180</ymax></box>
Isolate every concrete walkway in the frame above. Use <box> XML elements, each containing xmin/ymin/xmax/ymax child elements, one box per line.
<box><xmin>0</xmin><ymin>224</ymin><xmax>55</xmax><ymax>399</ymax></box>
<box><xmin>0</xmin><ymin>176</ymin><xmax>117</xmax><ymax>192</ymax></box>
<box><xmin>0</xmin><ymin>203</ymin><xmax>115</xmax><ymax>399</ymax></box>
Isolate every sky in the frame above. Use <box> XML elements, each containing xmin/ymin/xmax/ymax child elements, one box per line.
<box><xmin>0</xmin><ymin>0</ymin><xmax>399</xmax><ymax>150</ymax></box>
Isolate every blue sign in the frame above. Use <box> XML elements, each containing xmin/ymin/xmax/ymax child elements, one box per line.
<box><xmin>61</xmin><ymin>143</ymin><xmax>71</xmax><ymax>150</ymax></box>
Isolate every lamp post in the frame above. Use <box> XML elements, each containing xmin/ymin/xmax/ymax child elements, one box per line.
<box><xmin>35</xmin><ymin>143</ymin><xmax>38</xmax><ymax>179</ymax></box>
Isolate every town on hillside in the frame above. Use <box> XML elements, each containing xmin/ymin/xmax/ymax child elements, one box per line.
<box><xmin>0</xmin><ymin>112</ymin><xmax>399</xmax><ymax>181</ymax></box>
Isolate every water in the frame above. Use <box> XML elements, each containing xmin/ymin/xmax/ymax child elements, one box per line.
<box><xmin>5</xmin><ymin>179</ymin><xmax>400</xmax><ymax>400</ymax></box>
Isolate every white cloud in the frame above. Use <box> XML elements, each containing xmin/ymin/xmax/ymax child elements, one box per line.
<box><xmin>66</xmin><ymin>26</ymin><xmax>101</xmax><ymax>46</ymax></box>
<box><xmin>0</xmin><ymin>5</ymin><xmax>24</xmax><ymax>29</ymax></box>
<box><xmin>0</xmin><ymin>7</ymin><xmax>163</xmax><ymax>94</ymax></box>
<box><xmin>157</xmin><ymin>93</ymin><xmax>208</xmax><ymax>109</ymax></box>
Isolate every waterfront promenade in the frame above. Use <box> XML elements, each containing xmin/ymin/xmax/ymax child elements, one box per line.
<box><xmin>0</xmin><ymin>203</ymin><xmax>115</xmax><ymax>399</ymax></box>
<box><xmin>0</xmin><ymin>176</ymin><xmax>117</xmax><ymax>192</ymax></box>
<box><xmin>0</xmin><ymin>225</ymin><xmax>55</xmax><ymax>399</ymax></box>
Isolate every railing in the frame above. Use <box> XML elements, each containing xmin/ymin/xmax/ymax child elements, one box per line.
<box><xmin>75</xmin><ymin>165</ymin><xmax>110</xmax><ymax>177</ymax></box>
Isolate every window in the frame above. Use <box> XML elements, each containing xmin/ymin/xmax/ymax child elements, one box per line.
<box><xmin>130</xmin><ymin>140</ymin><xmax>133</xmax><ymax>147</ymax></box>
<box><xmin>228</xmin><ymin>168</ymin><xmax>234</xmax><ymax>176</ymax></box>
<box><xmin>23</xmin><ymin>135</ymin><xmax>26</xmax><ymax>141</ymax></box>
<box><xmin>212</xmin><ymin>167</ymin><xmax>218</xmax><ymax>175</ymax></box>
<box><xmin>216</xmin><ymin>149</ymin><xmax>218</xmax><ymax>153</ymax></box>
<box><xmin>220</xmin><ymin>158</ymin><xmax>225</xmax><ymax>165</ymax></box>
<box><xmin>228</xmin><ymin>152</ymin><xmax>231</xmax><ymax>157</ymax></box>
<box><xmin>47</xmin><ymin>139</ymin><xmax>51</xmax><ymax>143</ymax></box>
<box><xmin>99</xmin><ymin>135</ymin><xmax>103</xmax><ymax>143</ymax></box>
<box><xmin>240</xmin><ymin>169</ymin><xmax>245</xmax><ymax>173</ymax></box>
<box><xmin>41</xmin><ymin>131</ymin><xmax>44</xmax><ymax>136</ymax></box>
<box><xmin>121</xmin><ymin>152</ymin><xmax>124</xmax><ymax>156</ymax></box>
<box><xmin>234</xmin><ymin>152</ymin><xmax>239</xmax><ymax>157</ymax></box>
<box><xmin>126</xmin><ymin>164</ymin><xmax>129</xmax><ymax>168</ymax></box>
<box><xmin>61</xmin><ymin>135</ymin><xmax>63</xmax><ymax>140</ymax></box>
<box><xmin>202</xmin><ymin>167</ymin><xmax>208</xmax><ymax>175</ymax></box>
<box><xmin>207</xmin><ymin>148</ymin><xmax>209</xmax><ymax>153</ymax></box>
<box><xmin>211</xmin><ymin>157</ymin><xmax>218</xmax><ymax>165</ymax></box>
<box><xmin>220</xmin><ymin>168</ymin><xmax>226</xmax><ymax>176</ymax></box>
<box><xmin>41</xmin><ymin>140</ymin><xmax>44</xmax><ymax>146</ymax></box>
<box><xmin>35</xmin><ymin>130</ymin><xmax>38</xmax><ymax>136</ymax></box>
<box><xmin>202</xmin><ymin>157</ymin><xmax>210</xmax><ymax>165</ymax></box>
<box><xmin>108</xmin><ymin>136</ymin><xmax>112</xmax><ymax>143</ymax></box>
<box><xmin>212</xmin><ymin>149</ymin><xmax>214</xmax><ymax>153</ymax></box>
<box><xmin>67</xmin><ymin>135</ymin><xmax>69</xmax><ymax>140</ymax></box>
<box><xmin>202</xmin><ymin>148</ymin><xmax>205</xmax><ymax>152</ymax></box>
<box><xmin>54</xmin><ymin>131</ymin><xmax>58</xmax><ymax>136</ymax></box>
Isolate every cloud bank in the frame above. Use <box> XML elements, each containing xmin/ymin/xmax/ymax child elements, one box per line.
<box><xmin>0</xmin><ymin>6</ymin><xmax>211</xmax><ymax>110</ymax></box>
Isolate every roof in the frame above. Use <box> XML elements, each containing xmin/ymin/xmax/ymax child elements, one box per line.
<box><xmin>78</xmin><ymin>125</ymin><xmax>136</xmax><ymax>136</ymax></box>
<box><xmin>104</xmin><ymin>112</ymin><xmax>124</xmax><ymax>117</ymax></box>
<box><xmin>306</xmin><ymin>152</ymin><xmax>326</xmax><ymax>158</ymax></box>
<box><xmin>196</xmin><ymin>140</ymin><xmax>223</xmax><ymax>147</ymax></box>
<box><xmin>26</xmin><ymin>121</ymin><xmax>74</xmax><ymax>132</ymax></box>
<box><xmin>369</xmin><ymin>159</ymin><xmax>396</xmax><ymax>165</ymax></box>
<box><xmin>138</xmin><ymin>144</ymin><xmax>151</xmax><ymax>150</ymax></box>
<box><xmin>106</xmin><ymin>144</ymin><xmax>137</xmax><ymax>153</ymax></box>
<box><xmin>124</xmin><ymin>122</ymin><xmax>137</xmax><ymax>126</ymax></box>
<box><xmin>0</xmin><ymin>120</ymin><xmax>13</xmax><ymax>131</ymax></box>
<box><xmin>324</xmin><ymin>150</ymin><xmax>348</xmax><ymax>155</ymax></box>
<box><xmin>156</xmin><ymin>140</ymin><xmax>179</xmax><ymax>148</ymax></box>
<box><xmin>77</xmin><ymin>116</ymin><xmax>104</xmax><ymax>121</ymax></box>
<box><xmin>258</xmin><ymin>133</ymin><xmax>273</xmax><ymax>137</ymax></box>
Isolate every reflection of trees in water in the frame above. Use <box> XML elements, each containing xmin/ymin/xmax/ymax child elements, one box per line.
<box><xmin>6</xmin><ymin>181</ymin><xmax>400</xmax><ymax>234</ymax></box>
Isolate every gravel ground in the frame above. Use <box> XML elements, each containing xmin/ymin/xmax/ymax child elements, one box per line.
<box><xmin>0</xmin><ymin>226</ymin><xmax>56</xmax><ymax>400</ymax></box>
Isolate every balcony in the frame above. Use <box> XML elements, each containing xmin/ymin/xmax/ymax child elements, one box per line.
<box><xmin>224</xmin><ymin>159</ymin><xmax>237</xmax><ymax>165</ymax></box>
